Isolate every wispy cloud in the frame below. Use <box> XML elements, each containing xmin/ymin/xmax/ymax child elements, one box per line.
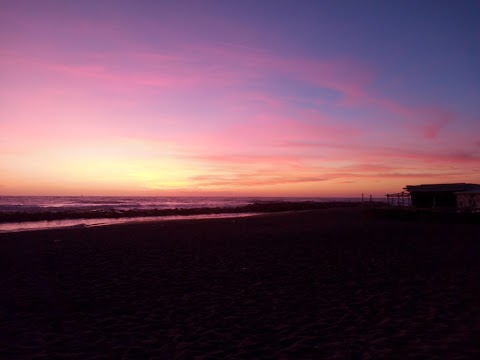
<box><xmin>190</xmin><ymin>173</ymin><xmax>331</xmax><ymax>188</ymax></box>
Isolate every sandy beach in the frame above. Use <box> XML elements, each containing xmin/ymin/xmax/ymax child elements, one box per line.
<box><xmin>1</xmin><ymin>208</ymin><xmax>479</xmax><ymax>359</ymax></box>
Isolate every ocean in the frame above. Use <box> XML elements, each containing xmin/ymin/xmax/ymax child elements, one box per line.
<box><xmin>0</xmin><ymin>196</ymin><xmax>381</xmax><ymax>233</ymax></box>
<box><xmin>0</xmin><ymin>195</ymin><xmax>374</xmax><ymax>213</ymax></box>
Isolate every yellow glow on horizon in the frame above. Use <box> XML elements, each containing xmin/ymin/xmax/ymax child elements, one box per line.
<box><xmin>126</xmin><ymin>167</ymin><xmax>193</xmax><ymax>189</ymax></box>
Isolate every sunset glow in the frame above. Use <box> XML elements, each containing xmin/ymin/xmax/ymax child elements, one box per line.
<box><xmin>1</xmin><ymin>1</ymin><xmax>479</xmax><ymax>196</ymax></box>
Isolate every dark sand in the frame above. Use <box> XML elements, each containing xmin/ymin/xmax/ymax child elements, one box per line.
<box><xmin>1</xmin><ymin>208</ymin><xmax>479</xmax><ymax>359</ymax></box>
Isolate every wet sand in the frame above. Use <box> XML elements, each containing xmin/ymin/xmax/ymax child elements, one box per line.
<box><xmin>1</xmin><ymin>208</ymin><xmax>479</xmax><ymax>359</ymax></box>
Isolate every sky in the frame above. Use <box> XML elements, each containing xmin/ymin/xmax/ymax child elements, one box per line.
<box><xmin>1</xmin><ymin>0</ymin><xmax>479</xmax><ymax>197</ymax></box>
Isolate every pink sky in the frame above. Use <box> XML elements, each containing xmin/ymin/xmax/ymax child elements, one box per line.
<box><xmin>1</xmin><ymin>1</ymin><xmax>479</xmax><ymax>196</ymax></box>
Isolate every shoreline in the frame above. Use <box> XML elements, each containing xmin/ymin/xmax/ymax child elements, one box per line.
<box><xmin>0</xmin><ymin>200</ymin><xmax>384</xmax><ymax>224</ymax></box>
<box><xmin>1</xmin><ymin>201</ymin><xmax>478</xmax><ymax>233</ymax></box>
<box><xmin>0</xmin><ymin>212</ymin><xmax>263</xmax><ymax>234</ymax></box>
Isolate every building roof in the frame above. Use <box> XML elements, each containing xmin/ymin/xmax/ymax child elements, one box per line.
<box><xmin>404</xmin><ymin>183</ymin><xmax>480</xmax><ymax>193</ymax></box>
<box><xmin>456</xmin><ymin>189</ymin><xmax>480</xmax><ymax>195</ymax></box>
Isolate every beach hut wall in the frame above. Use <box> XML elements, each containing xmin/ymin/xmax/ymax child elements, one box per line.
<box><xmin>404</xmin><ymin>183</ymin><xmax>480</xmax><ymax>210</ymax></box>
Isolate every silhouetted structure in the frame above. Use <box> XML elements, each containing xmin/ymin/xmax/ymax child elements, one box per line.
<box><xmin>405</xmin><ymin>183</ymin><xmax>480</xmax><ymax>210</ymax></box>
<box><xmin>385</xmin><ymin>192</ymin><xmax>411</xmax><ymax>207</ymax></box>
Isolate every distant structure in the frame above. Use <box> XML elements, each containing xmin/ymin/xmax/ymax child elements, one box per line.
<box><xmin>404</xmin><ymin>183</ymin><xmax>480</xmax><ymax>212</ymax></box>
<box><xmin>385</xmin><ymin>191</ymin><xmax>411</xmax><ymax>207</ymax></box>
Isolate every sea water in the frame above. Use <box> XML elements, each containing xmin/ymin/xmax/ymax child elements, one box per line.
<box><xmin>0</xmin><ymin>195</ymin><xmax>372</xmax><ymax>213</ymax></box>
<box><xmin>0</xmin><ymin>196</ymin><xmax>376</xmax><ymax>233</ymax></box>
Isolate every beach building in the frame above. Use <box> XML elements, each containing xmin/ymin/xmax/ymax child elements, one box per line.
<box><xmin>456</xmin><ymin>189</ymin><xmax>480</xmax><ymax>213</ymax></box>
<box><xmin>404</xmin><ymin>183</ymin><xmax>480</xmax><ymax>211</ymax></box>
